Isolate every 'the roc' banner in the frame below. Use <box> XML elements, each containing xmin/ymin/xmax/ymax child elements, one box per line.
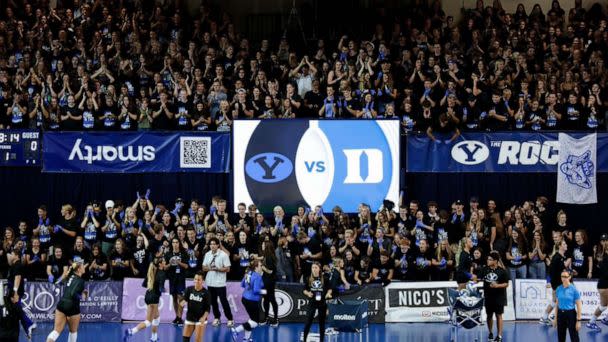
<box><xmin>233</xmin><ymin>120</ymin><xmax>400</xmax><ymax>213</ymax></box>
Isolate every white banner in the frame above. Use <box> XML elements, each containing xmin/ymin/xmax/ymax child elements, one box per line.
<box><xmin>384</xmin><ymin>281</ymin><xmax>514</xmax><ymax>323</ymax></box>
<box><xmin>515</xmin><ymin>279</ymin><xmax>605</xmax><ymax>320</ymax></box>
<box><xmin>556</xmin><ymin>133</ymin><xmax>597</xmax><ymax>204</ymax></box>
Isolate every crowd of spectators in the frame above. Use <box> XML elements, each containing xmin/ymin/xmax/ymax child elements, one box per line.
<box><xmin>0</xmin><ymin>191</ymin><xmax>605</xmax><ymax>292</ymax></box>
<box><xmin>0</xmin><ymin>0</ymin><xmax>606</xmax><ymax>133</ymax></box>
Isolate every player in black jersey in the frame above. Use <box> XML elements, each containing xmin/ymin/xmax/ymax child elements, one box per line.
<box><xmin>180</xmin><ymin>271</ymin><xmax>210</xmax><ymax>342</ymax></box>
<box><xmin>586</xmin><ymin>234</ymin><xmax>608</xmax><ymax>332</ymax></box>
<box><xmin>124</xmin><ymin>257</ymin><xmax>167</xmax><ymax>342</ymax></box>
<box><xmin>46</xmin><ymin>262</ymin><xmax>88</xmax><ymax>342</ymax></box>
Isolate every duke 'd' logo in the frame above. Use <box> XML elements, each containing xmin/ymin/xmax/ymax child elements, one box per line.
<box><xmin>451</xmin><ymin>141</ymin><xmax>489</xmax><ymax>165</ymax></box>
<box><xmin>245</xmin><ymin>152</ymin><xmax>293</xmax><ymax>183</ymax></box>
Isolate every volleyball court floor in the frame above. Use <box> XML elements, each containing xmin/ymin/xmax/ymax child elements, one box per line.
<box><xmin>22</xmin><ymin>321</ymin><xmax>608</xmax><ymax>341</ymax></box>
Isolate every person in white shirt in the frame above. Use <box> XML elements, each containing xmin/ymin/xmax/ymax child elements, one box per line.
<box><xmin>202</xmin><ymin>237</ymin><xmax>233</xmax><ymax>327</ymax></box>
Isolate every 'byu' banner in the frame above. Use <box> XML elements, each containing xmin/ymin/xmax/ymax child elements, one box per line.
<box><xmin>407</xmin><ymin>132</ymin><xmax>608</xmax><ymax>173</ymax></box>
<box><xmin>42</xmin><ymin>132</ymin><xmax>230</xmax><ymax>173</ymax></box>
<box><xmin>233</xmin><ymin>120</ymin><xmax>399</xmax><ymax>213</ymax></box>
<box><xmin>556</xmin><ymin>133</ymin><xmax>597</xmax><ymax>204</ymax></box>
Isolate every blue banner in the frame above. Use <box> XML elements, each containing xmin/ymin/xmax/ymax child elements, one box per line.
<box><xmin>407</xmin><ymin>132</ymin><xmax>608</xmax><ymax>173</ymax></box>
<box><xmin>0</xmin><ymin>130</ymin><xmax>41</xmax><ymax>166</ymax></box>
<box><xmin>43</xmin><ymin>132</ymin><xmax>230</xmax><ymax>173</ymax></box>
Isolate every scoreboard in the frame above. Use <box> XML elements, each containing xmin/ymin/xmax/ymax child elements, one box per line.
<box><xmin>0</xmin><ymin>130</ymin><xmax>41</xmax><ymax>166</ymax></box>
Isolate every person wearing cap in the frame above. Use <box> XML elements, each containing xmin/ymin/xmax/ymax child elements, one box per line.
<box><xmin>553</xmin><ymin>270</ymin><xmax>582</xmax><ymax>342</ymax></box>
<box><xmin>101</xmin><ymin>200</ymin><xmax>121</xmax><ymax>256</ymax></box>
<box><xmin>478</xmin><ymin>251</ymin><xmax>509</xmax><ymax>342</ymax></box>
<box><xmin>586</xmin><ymin>233</ymin><xmax>608</xmax><ymax>331</ymax></box>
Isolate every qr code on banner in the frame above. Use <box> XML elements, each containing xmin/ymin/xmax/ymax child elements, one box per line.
<box><xmin>180</xmin><ymin>137</ymin><xmax>211</xmax><ymax>168</ymax></box>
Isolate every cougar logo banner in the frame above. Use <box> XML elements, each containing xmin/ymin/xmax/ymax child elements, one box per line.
<box><xmin>233</xmin><ymin>120</ymin><xmax>399</xmax><ymax>213</ymax></box>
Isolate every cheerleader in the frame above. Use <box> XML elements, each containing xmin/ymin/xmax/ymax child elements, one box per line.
<box><xmin>586</xmin><ymin>233</ymin><xmax>608</xmax><ymax>332</ymax></box>
<box><xmin>302</xmin><ymin>262</ymin><xmax>332</xmax><ymax>342</ymax></box>
<box><xmin>124</xmin><ymin>257</ymin><xmax>167</xmax><ymax>341</ymax></box>
<box><xmin>231</xmin><ymin>260</ymin><xmax>266</xmax><ymax>342</ymax></box>
<box><xmin>46</xmin><ymin>262</ymin><xmax>88</xmax><ymax>342</ymax></box>
<box><xmin>181</xmin><ymin>272</ymin><xmax>210</xmax><ymax>342</ymax></box>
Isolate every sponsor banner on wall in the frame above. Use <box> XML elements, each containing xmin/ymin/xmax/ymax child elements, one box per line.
<box><xmin>233</xmin><ymin>119</ymin><xmax>399</xmax><ymax>213</ymax></box>
<box><xmin>407</xmin><ymin>132</ymin><xmax>608</xmax><ymax>173</ymax></box>
<box><xmin>515</xmin><ymin>279</ymin><xmax>605</xmax><ymax>320</ymax></box>
<box><xmin>275</xmin><ymin>283</ymin><xmax>385</xmax><ymax>323</ymax></box>
<box><xmin>22</xmin><ymin>281</ymin><xmax>122</xmax><ymax>322</ymax></box>
<box><xmin>121</xmin><ymin>279</ymin><xmax>248</xmax><ymax>323</ymax></box>
<box><xmin>42</xmin><ymin>131</ymin><xmax>230</xmax><ymax>173</ymax></box>
<box><xmin>384</xmin><ymin>281</ymin><xmax>514</xmax><ymax>323</ymax></box>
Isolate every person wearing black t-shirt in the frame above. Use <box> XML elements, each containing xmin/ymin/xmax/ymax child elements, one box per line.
<box><xmin>180</xmin><ymin>272</ymin><xmax>210</xmax><ymax>342</ymax></box>
<box><xmin>587</xmin><ymin>234</ymin><xmax>608</xmax><ymax>331</ymax></box>
<box><xmin>426</xmin><ymin>113</ymin><xmax>460</xmax><ymax>143</ymax></box>
<box><xmin>563</xmin><ymin>93</ymin><xmax>584</xmax><ymax>130</ymax></box>
<box><xmin>541</xmin><ymin>240</ymin><xmax>571</xmax><ymax>325</ymax></box>
<box><xmin>99</xmin><ymin>96</ymin><xmax>118</xmax><ymax>130</ymax></box>
<box><xmin>485</xmin><ymin>92</ymin><xmax>509</xmax><ymax>131</ymax></box>
<box><xmin>46</xmin><ymin>262</ymin><xmax>87</xmax><ymax>342</ymax></box>
<box><xmin>302</xmin><ymin>262</ymin><xmax>332</xmax><ymax>342</ymax></box>
<box><xmin>60</xmin><ymin>95</ymin><xmax>82</xmax><ymax>130</ymax></box>
<box><xmin>372</xmin><ymin>251</ymin><xmax>394</xmax><ymax>286</ymax></box>
<box><xmin>456</xmin><ymin>237</ymin><xmax>477</xmax><ymax>289</ymax></box>
<box><xmin>131</xmin><ymin>234</ymin><xmax>150</xmax><ymax>278</ymax></box>
<box><xmin>260</xmin><ymin>240</ymin><xmax>279</xmax><ymax>326</ymax></box>
<box><xmin>47</xmin><ymin>246</ymin><xmax>69</xmax><ymax>284</ymax></box>
<box><xmin>478</xmin><ymin>251</ymin><xmax>510</xmax><ymax>342</ymax></box>
<box><xmin>412</xmin><ymin>239</ymin><xmax>433</xmax><ymax>281</ymax></box>
<box><xmin>24</xmin><ymin>237</ymin><xmax>47</xmax><ymax>280</ymax></box>
<box><xmin>88</xmin><ymin>244</ymin><xmax>109</xmax><ymax>280</ymax></box>
<box><xmin>191</xmin><ymin>102</ymin><xmax>211</xmax><ymax>131</ymax></box>
<box><xmin>165</xmin><ymin>238</ymin><xmax>189</xmax><ymax>326</ymax></box>
<box><xmin>175</xmin><ymin>90</ymin><xmax>193</xmax><ymax>130</ymax></box>
<box><xmin>571</xmin><ymin>230</ymin><xmax>593</xmax><ymax>279</ymax></box>
<box><xmin>124</xmin><ymin>257</ymin><xmax>167</xmax><ymax>342</ymax></box>
<box><xmin>6</xmin><ymin>251</ymin><xmax>36</xmax><ymax>338</ymax></box>
<box><xmin>297</xmin><ymin>232</ymin><xmax>323</xmax><ymax>281</ymax></box>
<box><xmin>0</xmin><ymin>283</ymin><xmax>24</xmax><ymax>342</ymax></box>
<box><xmin>109</xmin><ymin>239</ymin><xmax>131</xmax><ymax>280</ymax></box>
<box><xmin>152</xmin><ymin>92</ymin><xmax>175</xmax><ymax>130</ymax></box>
<box><xmin>70</xmin><ymin>237</ymin><xmax>91</xmax><ymax>271</ymax></box>
<box><xmin>355</xmin><ymin>256</ymin><xmax>373</xmax><ymax>285</ymax></box>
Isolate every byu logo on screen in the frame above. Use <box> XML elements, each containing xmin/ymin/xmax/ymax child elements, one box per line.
<box><xmin>235</xmin><ymin>120</ymin><xmax>399</xmax><ymax>212</ymax></box>
<box><xmin>245</xmin><ymin>152</ymin><xmax>293</xmax><ymax>183</ymax></box>
<box><xmin>451</xmin><ymin>141</ymin><xmax>489</xmax><ymax>165</ymax></box>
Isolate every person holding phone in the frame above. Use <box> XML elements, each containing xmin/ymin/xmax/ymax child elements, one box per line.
<box><xmin>202</xmin><ymin>237</ymin><xmax>233</xmax><ymax>327</ymax></box>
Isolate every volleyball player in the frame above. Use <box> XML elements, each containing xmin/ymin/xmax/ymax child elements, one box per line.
<box><xmin>302</xmin><ymin>262</ymin><xmax>332</xmax><ymax>342</ymax></box>
<box><xmin>124</xmin><ymin>257</ymin><xmax>167</xmax><ymax>342</ymax></box>
<box><xmin>0</xmin><ymin>280</ymin><xmax>24</xmax><ymax>342</ymax></box>
<box><xmin>479</xmin><ymin>251</ymin><xmax>509</xmax><ymax>342</ymax></box>
<box><xmin>231</xmin><ymin>260</ymin><xmax>266</xmax><ymax>342</ymax></box>
<box><xmin>181</xmin><ymin>271</ymin><xmax>210</xmax><ymax>342</ymax></box>
<box><xmin>586</xmin><ymin>233</ymin><xmax>608</xmax><ymax>331</ymax></box>
<box><xmin>540</xmin><ymin>239</ymin><xmax>571</xmax><ymax>325</ymax></box>
<box><xmin>46</xmin><ymin>262</ymin><xmax>88</xmax><ymax>342</ymax></box>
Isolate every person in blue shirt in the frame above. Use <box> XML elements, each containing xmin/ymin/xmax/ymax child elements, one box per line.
<box><xmin>554</xmin><ymin>270</ymin><xmax>582</xmax><ymax>342</ymax></box>
<box><xmin>231</xmin><ymin>260</ymin><xmax>265</xmax><ymax>342</ymax></box>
